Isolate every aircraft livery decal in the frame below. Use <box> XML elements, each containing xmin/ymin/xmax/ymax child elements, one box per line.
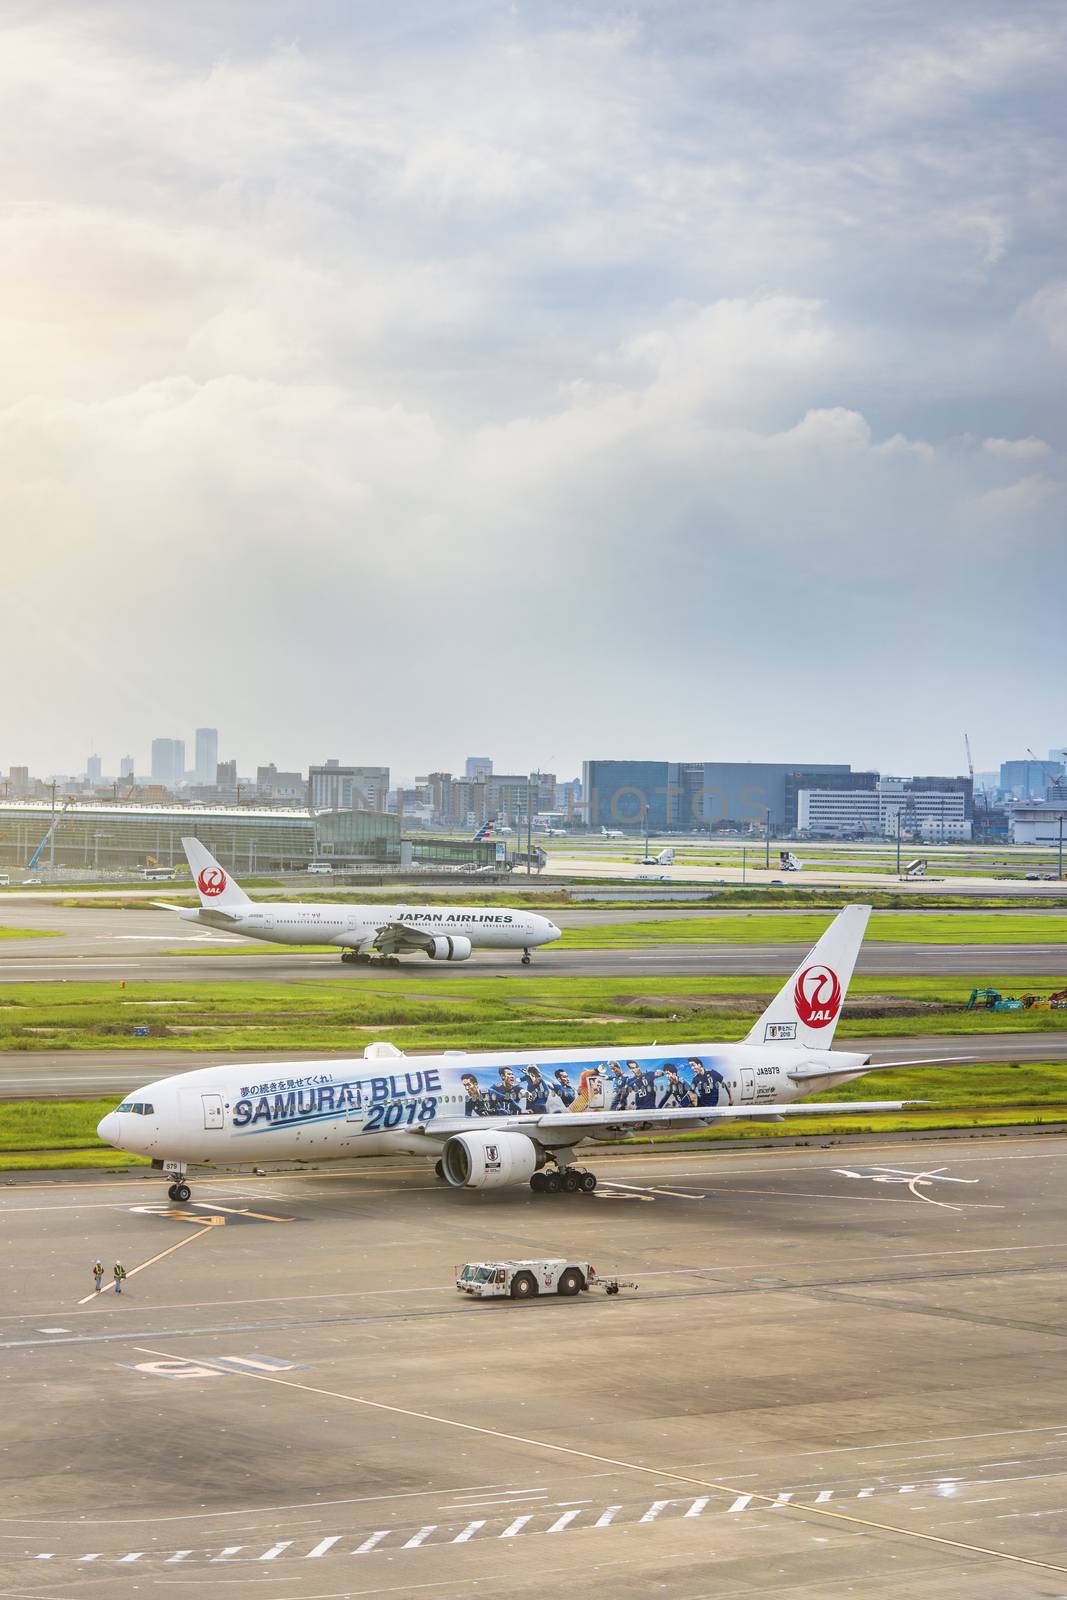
<box><xmin>230</xmin><ymin>1053</ymin><xmax>739</xmax><ymax>1136</ymax></box>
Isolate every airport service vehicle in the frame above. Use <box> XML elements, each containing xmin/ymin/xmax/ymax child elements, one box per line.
<box><xmin>307</xmin><ymin>861</ymin><xmax>334</xmax><ymax>875</ymax></box>
<box><xmin>142</xmin><ymin>866</ymin><xmax>176</xmax><ymax>882</ymax></box>
<box><xmin>779</xmin><ymin>851</ymin><xmax>803</xmax><ymax>872</ymax></box>
<box><xmin>155</xmin><ymin>839</ymin><xmax>560</xmax><ymax>967</ymax></box>
<box><xmin>97</xmin><ymin>905</ymin><xmax>967</xmax><ymax>1202</ymax></box>
<box><xmin>638</xmin><ymin>847</ymin><xmax>675</xmax><ymax>866</ymax></box>
<box><xmin>0</xmin><ymin>873</ymin><xmax>9</xmax><ymax>886</ymax></box>
<box><xmin>456</xmin><ymin>1259</ymin><xmax>637</xmax><ymax>1298</ymax></box>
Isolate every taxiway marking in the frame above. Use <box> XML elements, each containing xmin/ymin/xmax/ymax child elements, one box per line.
<box><xmin>133</xmin><ymin>1344</ymin><xmax>1067</xmax><ymax>1577</ymax></box>
<box><xmin>77</xmin><ymin>1225</ymin><xmax>218</xmax><ymax>1304</ymax></box>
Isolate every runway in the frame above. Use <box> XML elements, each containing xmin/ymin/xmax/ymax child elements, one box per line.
<box><xmin>2</xmin><ymin>1032</ymin><xmax>1063</xmax><ymax>1099</ymax></box>
<box><xmin>0</xmin><ymin>901</ymin><xmax>1064</xmax><ymax>980</ymax></box>
<box><xmin>3</xmin><ymin>1135</ymin><xmax>1067</xmax><ymax>1596</ymax></box>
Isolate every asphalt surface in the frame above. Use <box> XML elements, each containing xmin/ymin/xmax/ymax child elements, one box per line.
<box><xmin>3</xmin><ymin>1136</ymin><xmax>1067</xmax><ymax>1596</ymax></box>
<box><xmin>0</xmin><ymin>1031</ymin><xmax>1059</xmax><ymax>1100</ymax></box>
<box><xmin>0</xmin><ymin>904</ymin><xmax>1064</xmax><ymax>978</ymax></box>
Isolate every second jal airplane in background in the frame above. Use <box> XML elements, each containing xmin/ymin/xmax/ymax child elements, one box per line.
<box><xmin>159</xmin><ymin>839</ymin><xmax>561</xmax><ymax>966</ymax></box>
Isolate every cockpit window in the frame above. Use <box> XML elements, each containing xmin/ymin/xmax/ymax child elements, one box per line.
<box><xmin>116</xmin><ymin>1103</ymin><xmax>133</xmax><ymax>1113</ymax></box>
<box><xmin>116</xmin><ymin>1102</ymin><xmax>154</xmax><ymax>1115</ymax></box>
<box><xmin>141</xmin><ymin>1103</ymin><xmax>154</xmax><ymax>1115</ymax></box>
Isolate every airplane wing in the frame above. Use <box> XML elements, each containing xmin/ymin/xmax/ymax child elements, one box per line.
<box><xmin>371</xmin><ymin>921</ymin><xmax>451</xmax><ymax>956</ymax></box>
<box><xmin>420</xmin><ymin>1099</ymin><xmax>921</xmax><ymax>1141</ymax></box>
<box><xmin>788</xmin><ymin>1055</ymin><xmax>975</xmax><ymax>1082</ymax></box>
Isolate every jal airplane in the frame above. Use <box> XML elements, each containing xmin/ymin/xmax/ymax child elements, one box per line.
<box><xmin>98</xmin><ymin>904</ymin><xmax>964</xmax><ymax>1202</ymax></box>
<box><xmin>160</xmin><ymin>839</ymin><xmax>560</xmax><ymax>966</ymax></box>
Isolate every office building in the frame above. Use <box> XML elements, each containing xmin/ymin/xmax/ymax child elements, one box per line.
<box><xmin>86</xmin><ymin>755</ymin><xmax>102</xmax><ymax>786</ymax></box>
<box><xmin>119</xmin><ymin>756</ymin><xmax>135</xmax><ymax>781</ymax></box>
<box><xmin>150</xmin><ymin>738</ymin><xmax>185</xmax><ymax>789</ymax></box>
<box><xmin>309</xmin><ymin>761</ymin><xmax>390</xmax><ymax>812</ymax></box>
<box><xmin>798</xmin><ymin>777</ymin><xmax>973</xmax><ymax>840</ymax></box>
<box><xmin>464</xmin><ymin>756</ymin><xmax>492</xmax><ymax>780</ymax></box>
<box><xmin>194</xmin><ymin>728</ymin><xmax>219</xmax><ymax>785</ymax></box>
<box><xmin>256</xmin><ymin>765</ymin><xmax>305</xmax><ymax>802</ymax></box>
<box><xmin>582</xmin><ymin>760</ymin><xmax>855</xmax><ymax>830</ymax></box>
<box><xmin>999</xmin><ymin>759</ymin><xmax>1062</xmax><ymax>801</ymax></box>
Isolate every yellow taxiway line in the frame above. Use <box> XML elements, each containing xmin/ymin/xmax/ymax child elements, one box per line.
<box><xmin>78</xmin><ymin>1222</ymin><xmax>221</xmax><ymax>1304</ymax></box>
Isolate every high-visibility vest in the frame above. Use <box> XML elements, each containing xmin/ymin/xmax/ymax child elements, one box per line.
<box><xmin>113</xmin><ymin>1265</ymin><xmax>126</xmax><ymax>1279</ymax></box>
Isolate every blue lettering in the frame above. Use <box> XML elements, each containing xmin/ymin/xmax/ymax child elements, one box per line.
<box><xmin>298</xmin><ymin>1089</ymin><xmax>316</xmax><ymax>1114</ymax></box>
<box><xmin>251</xmin><ymin>1095</ymin><xmax>273</xmax><ymax>1125</ymax></box>
<box><xmin>370</xmin><ymin>1077</ymin><xmax>389</xmax><ymax>1102</ymax></box>
<box><xmin>403</xmin><ymin>1071</ymin><xmax>425</xmax><ymax>1096</ymax></box>
<box><xmin>273</xmin><ymin>1091</ymin><xmax>296</xmax><ymax>1120</ymax></box>
<box><xmin>319</xmin><ymin>1085</ymin><xmax>337</xmax><ymax>1111</ymax></box>
<box><xmin>425</xmin><ymin>1067</ymin><xmax>442</xmax><ymax>1094</ymax></box>
<box><xmin>233</xmin><ymin>1098</ymin><xmax>252</xmax><ymax>1127</ymax></box>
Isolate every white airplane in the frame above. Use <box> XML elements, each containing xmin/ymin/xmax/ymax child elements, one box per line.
<box><xmin>161</xmin><ymin>839</ymin><xmax>560</xmax><ymax>967</ymax></box>
<box><xmin>97</xmin><ymin>905</ymin><xmax>966</xmax><ymax>1202</ymax></box>
<box><xmin>541</xmin><ymin>827</ymin><xmax>569</xmax><ymax>837</ymax></box>
<box><xmin>638</xmin><ymin>846</ymin><xmax>675</xmax><ymax>866</ymax></box>
<box><xmin>600</xmin><ymin>826</ymin><xmax>624</xmax><ymax>840</ymax></box>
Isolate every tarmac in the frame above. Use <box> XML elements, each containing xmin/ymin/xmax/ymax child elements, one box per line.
<box><xmin>0</xmin><ymin>901</ymin><xmax>1064</xmax><ymax>979</ymax></box>
<box><xmin>3</xmin><ymin>1135</ymin><xmax>1067</xmax><ymax>1596</ymax></box>
<box><xmin>0</xmin><ymin>1031</ymin><xmax>1063</xmax><ymax>1100</ymax></box>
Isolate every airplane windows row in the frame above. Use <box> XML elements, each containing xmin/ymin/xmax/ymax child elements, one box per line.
<box><xmin>114</xmin><ymin>1102</ymin><xmax>154</xmax><ymax>1115</ymax></box>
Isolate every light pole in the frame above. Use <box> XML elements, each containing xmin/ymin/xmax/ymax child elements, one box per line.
<box><xmin>742</xmin><ymin>845</ymin><xmax>747</xmax><ymax>884</ymax></box>
<box><xmin>764</xmin><ymin>812</ymin><xmax>771</xmax><ymax>870</ymax></box>
<box><xmin>896</xmin><ymin>808</ymin><xmax>902</xmax><ymax>877</ymax></box>
<box><xmin>1059</xmin><ymin>812</ymin><xmax>1064</xmax><ymax>881</ymax></box>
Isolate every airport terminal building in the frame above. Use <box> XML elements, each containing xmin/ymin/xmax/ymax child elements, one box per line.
<box><xmin>0</xmin><ymin>802</ymin><xmax>494</xmax><ymax>875</ymax></box>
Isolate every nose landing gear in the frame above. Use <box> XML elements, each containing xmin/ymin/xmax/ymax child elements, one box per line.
<box><xmin>521</xmin><ymin>948</ymin><xmax>532</xmax><ymax>966</ymax></box>
<box><xmin>167</xmin><ymin>1180</ymin><xmax>192</xmax><ymax>1203</ymax></box>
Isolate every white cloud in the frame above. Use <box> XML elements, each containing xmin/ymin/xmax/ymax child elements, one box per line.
<box><xmin>0</xmin><ymin>2</ymin><xmax>1064</xmax><ymax>774</ymax></box>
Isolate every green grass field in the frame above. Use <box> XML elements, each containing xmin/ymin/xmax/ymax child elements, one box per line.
<box><xmin>559</xmin><ymin>911</ymin><xmax>1067</xmax><ymax>947</ymax></box>
<box><xmin>0</xmin><ymin>972</ymin><xmax>1063</xmax><ymax>1055</ymax></box>
<box><xmin>0</xmin><ymin>926</ymin><xmax>60</xmax><ymax>940</ymax></box>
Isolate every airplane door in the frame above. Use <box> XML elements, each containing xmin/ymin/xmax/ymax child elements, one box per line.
<box><xmin>739</xmin><ymin>1069</ymin><xmax>756</xmax><ymax>1103</ymax></box>
<box><xmin>202</xmin><ymin>1093</ymin><xmax>224</xmax><ymax>1130</ymax></box>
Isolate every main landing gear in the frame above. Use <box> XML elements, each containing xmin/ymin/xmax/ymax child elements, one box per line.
<box><xmin>530</xmin><ymin>1163</ymin><xmax>597</xmax><ymax>1196</ymax></box>
<box><xmin>341</xmin><ymin>950</ymin><xmax>400</xmax><ymax>967</ymax></box>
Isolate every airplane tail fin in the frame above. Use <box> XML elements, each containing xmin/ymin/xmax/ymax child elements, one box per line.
<box><xmin>181</xmin><ymin>837</ymin><xmax>252</xmax><ymax>910</ymax></box>
<box><xmin>744</xmin><ymin>903</ymin><xmax>870</xmax><ymax>1049</ymax></box>
<box><xmin>472</xmin><ymin>817</ymin><xmax>496</xmax><ymax>842</ymax></box>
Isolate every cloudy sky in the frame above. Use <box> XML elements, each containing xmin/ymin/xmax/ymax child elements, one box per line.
<box><xmin>2</xmin><ymin>0</ymin><xmax>1065</xmax><ymax>782</ymax></box>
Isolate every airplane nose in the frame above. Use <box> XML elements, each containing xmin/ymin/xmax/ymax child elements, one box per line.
<box><xmin>97</xmin><ymin>1112</ymin><xmax>119</xmax><ymax>1145</ymax></box>
<box><xmin>543</xmin><ymin>920</ymin><xmax>562</xmax><ymax>942</ymax></box>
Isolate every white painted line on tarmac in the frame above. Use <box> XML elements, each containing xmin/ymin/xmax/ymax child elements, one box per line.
<box><xmin>132</xmin><ymin>1345</ymin><xmax>1067</xmax><ymax>1577</ymax></box>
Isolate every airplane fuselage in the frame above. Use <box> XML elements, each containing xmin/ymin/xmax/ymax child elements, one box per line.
<box><xmin>183</xmin><ymin>902</ymin><xmax>558</xmax><ymax>952</ymax></box>
<box><xmin>98</xmin><ymin>1040</ymin><xmax>871</xmax><ymax>1170</ymax></box>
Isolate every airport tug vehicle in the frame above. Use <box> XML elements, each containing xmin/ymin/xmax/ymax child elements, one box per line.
<box><xmin>456</xmin><ymin>1259</ymin><xmax>638</xmax><ymax>1299</ymax></box>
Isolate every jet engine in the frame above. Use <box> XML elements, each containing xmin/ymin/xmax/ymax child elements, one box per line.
<box><xmin>426</xmin><ymin>935</ymin><xmax>473</xmax><ymax>961</ymax></box>
<box><xmin>442</xmin><ymin>1129</ymin><xmax>538</xmax><ymax>1188</ymax></box>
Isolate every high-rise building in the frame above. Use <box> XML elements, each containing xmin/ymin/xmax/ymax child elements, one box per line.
<box><xmin>8</xmin><ymin>767</ymin><xmax>30</xmax><ymax>797</ymax></box>
<box><xmin>1000</xmin><ymin>759</ymin><xmax>1062</xmax><ymax>801</ymax></box>
<box><xmin>151</xmin><ymin>738</ymin><xmax>185</xmax><ymax>789</ymax></box>
<box><xmin>195</xmin><ymin>728</ymin><xmax>219</xmax><ymax>785</ymax></box>
<box><xmin>119</xmin><ymin>756</ymin><xmax>135</xmax><ymax>781</ymax></box>
<box><xmin>86</xmin><ymin>754</ymin><xmax>102</xmax><ymax>786</ymax></box>
<box><xmin>465</xmin><ymin>756</ymin><xmax>493</xmax><ymax>780</ymax></box>
<box><xmin>308</xmin><ymin>761</ymin><xmax>389</xmax><ymax>812</ymax></box>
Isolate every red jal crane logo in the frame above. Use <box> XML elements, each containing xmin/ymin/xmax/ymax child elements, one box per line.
<box><xmin>198</xmin><ymin>866</ymin><xmax>226</xmax><ymax>897</ymax></box>
<box><xmin>793</xmin><ymin>964</ymin><xmax>842</xmax><ymax>1028</ymax></box>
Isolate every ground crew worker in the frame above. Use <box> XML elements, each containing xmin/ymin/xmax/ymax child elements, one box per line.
<box><xmin>92</xmin><ymin>1260</ymin><xmax>104</xmax><ymax>1294</ymax></box>
<box><xmin>113</xmin><ymin>1261</ymin><xmax>127</xmax><ymax>1295</ymax></box>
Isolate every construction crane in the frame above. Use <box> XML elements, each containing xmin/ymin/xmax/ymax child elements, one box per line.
<box><xmin>1027</xmin><ymin>748</ymin><xmax>1063</xmax><ymax>794</ymax></box>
